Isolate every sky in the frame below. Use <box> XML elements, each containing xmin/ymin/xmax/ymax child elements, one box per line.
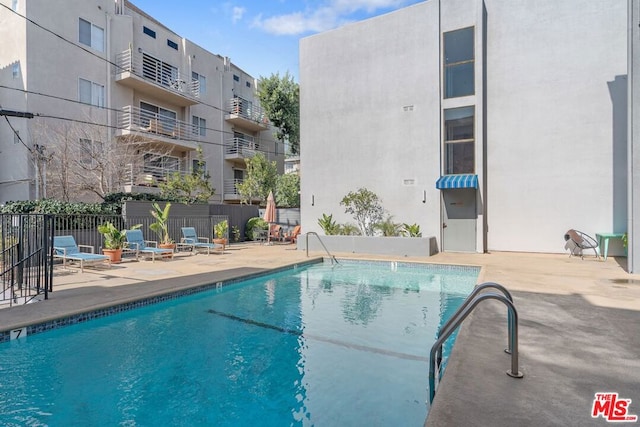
<box><xmin>128</xmin><ymin>0</ymin><xmax>425</xmax><ymax>81</ymax></box>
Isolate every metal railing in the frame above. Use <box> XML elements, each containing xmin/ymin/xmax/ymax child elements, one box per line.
<box><xmin>118</xmin><ymin>105</ymin><xmax>200</xmax><ymax>142</ymax></box>
<box><xmin>225</xmin><ymin>137</ymin><xmax>263</xmax><ymax>156</ymax></box>
<box><xmin>227</xmin><ymin>98</ymin><xmax>268</xmax><ymax>125</ymax></box>
<box><xmin>428</xmin><ymin>284</ymin><xmax>523</xmax><ymax>404</ymax></box>
<box><xmin>1</xmin><ymin>214</ymin><xmax>54</xmax><ymax>307</ymax></box>
<box><xmin>305</xmin><ymin>232</ymin><xmax>339</xmax><ymax>265</ymax></box>
<box><xmin>124</xmin><ymin>163</ymin><xmax>189</xmax><ymax>187</ymax></box>
<box><xmin>115</xmin><ymin>49</ymin><xmax>200</xmax><ymax>98</ymax></box>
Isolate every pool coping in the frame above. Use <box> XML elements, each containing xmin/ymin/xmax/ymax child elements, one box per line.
<box><xmin>0</xmin><ymin>258</ymin><xmax>326</xmax><ymax>343</ymax></box>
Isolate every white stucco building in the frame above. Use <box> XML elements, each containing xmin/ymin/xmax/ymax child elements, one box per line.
<box><xmin>0</xmin><ymin>0</ymin><xmax>282</xmax><ymax>204</ymax></box>
<box><xmin>300</xmin><ymin>0</ymin><xmax>640</xmax><ymax>270</ymax></box>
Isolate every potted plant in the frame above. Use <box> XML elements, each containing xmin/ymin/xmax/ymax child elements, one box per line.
<box><xmin>149</xmin><ymin>202</ymin><xmax>175</xmax><ymax>253</ymax></box>
<box><xmin>213</xmin><ymin>219</ymin><xmax>229</xmax><ymax>250</ymax></box>
<box><xmin>98</xmin><ymin>222</ymin><xmax>140</xmax><ymax>263</ymax></box>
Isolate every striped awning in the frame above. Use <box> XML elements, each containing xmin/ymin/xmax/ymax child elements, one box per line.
<box><xmin>435</xmin><ymin>174</ymin><xmax>478</xmax><ymax>189</ymax></box>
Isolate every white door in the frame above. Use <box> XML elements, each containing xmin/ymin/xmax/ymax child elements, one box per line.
<box><xmin>442</xmin><ymin>189</ymin><xmax>477</xmax><ymax>252</ymax></box>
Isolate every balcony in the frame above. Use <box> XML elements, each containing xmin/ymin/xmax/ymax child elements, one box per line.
<box><xmin>225</xmin><ymin>98</ymin><xmax>269</xmax><ymax>132</ymax></box>
<box><xmin>115</xmin><ymin>49</ymin><xmax>199</xmax><ymax>106</ymax></box>
<box><xmin>123</xmin><ymin>163</ymin><xmax>188</xmax><ymax>195</ymax></box>
<box><xmin>223</xmin><ymin>179</ymin><xmax>261</xmax><ymax>203</ymax></box>
<box><xmin>116</xmin><ymin>106</ymin><xmax>198</xmax><ymax>150</ymax></box>
<box><xmin>225</xmin><ymin>137</ymin><xmax>265</xmax><ymax>165</ymax></box>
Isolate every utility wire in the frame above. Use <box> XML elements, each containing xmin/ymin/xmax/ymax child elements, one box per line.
<box><xmin>0</xmin><ymin>3</ymin><xmax>245</xmax><ymax>116</ymax></box>
<box><xmin>0</xmin><ymin>104</ymin><xmax>33</xmax><ymax>153</ymax></box>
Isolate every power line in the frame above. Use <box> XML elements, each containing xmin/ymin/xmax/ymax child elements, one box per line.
<box><xmin>0</xmin><ymin>3</ymin><xmax>241</xmax><ymax>116</ymax></box>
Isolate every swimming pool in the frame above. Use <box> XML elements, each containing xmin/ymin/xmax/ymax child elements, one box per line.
<box><xmin>0</xmin><ymin>260</ymin><xmax>478</xmax><ymax>426</ymax></box>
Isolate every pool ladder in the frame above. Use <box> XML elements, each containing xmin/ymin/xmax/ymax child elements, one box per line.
<box><xmin>305</xmin><ymin>232</ymin><xmax>339</xmax><ymax>265</ymax></box>
<box><xmin>428</xmin><ymin>282</ymin><xmax>524</xmax><ymax>404</ymax></box>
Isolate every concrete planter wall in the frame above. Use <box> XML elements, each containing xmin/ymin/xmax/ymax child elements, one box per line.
<box><xmin>297</xmin><ymin>235</ymin><xmax>438</xmax><ymax>257</ymax></box>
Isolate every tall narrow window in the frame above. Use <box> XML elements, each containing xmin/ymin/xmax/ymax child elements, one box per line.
<box><xmin>444</xmin><ymin>107</ymin><xmax>475</xmax><ymax>174</ymax></box>
<box><xmin>11</xmin><ymin>0</ymin><xmax>18</xmax><ymax>11</ymax></box>
<box><xmin>444</xmin><ymin>27</ymin><xmax>474</xmax><ymax>98</ymax></box>
<box><xmin>192</xmin><ymin>72</ymin><xmax>206</xmax><ymax>96</ymax></box>
<box><xmin>12</xmin><ymin>63</ymin><xmax>19</xmax><ymax>79</ymax></box>
<box><xmin>79</xmin><ymin>78</ymin><xmax>104</xmax><ymax>107</ymax></box>
<box><xmin>79</xmin><ymin>18</ymin><xmax>104</xmax><ymax>52</ymax></box>
<box><xmin>192</xmin><ymin>116</ymin><xmax>206</xmax><ymax>136</ymax></box>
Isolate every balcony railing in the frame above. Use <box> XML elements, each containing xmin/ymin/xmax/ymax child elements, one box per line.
<box><xmin>225</xmin><ymin>98</ymin><xmax>269</xmax><ymax>131</ymax></box>
<box><xmin>125</xmin><ymin>163</ymin><xmax>189</xmax><ymax>188</ymax></box>
<box><xmin>115</xmin><ymin>48</ymin><xmax>200</xmax><ymax>100</ymax></box>
<box><xmin>225</xmin><ymin>137</ymin><xmax>262</xmax><ymax>157</ymax></box>
<box><xmin>224</xmin><ymin>179</ymin><xmax>242</xmax><ymax>196</ymax></box>
<box><xmin>117</xmin><ymin>106</ymin><xmax>200</xmax><ymax>144</ymax></box>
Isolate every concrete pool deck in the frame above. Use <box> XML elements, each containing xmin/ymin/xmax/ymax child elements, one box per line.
<box><xmin>1</xmin><ymin>243</ymin><xmax>639</xmax><ymax>426</ymax></box>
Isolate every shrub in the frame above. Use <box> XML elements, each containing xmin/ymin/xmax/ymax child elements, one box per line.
<box><xmin>318</xmin><ymin>213</ymin><xmax>340</xmax><ymax>235</ymax></box>
<box><xmin>245</xmin><ymin>217</ymin><xmax>268</xmax><ymax>240</ymax></box>
<box><xmin>340</xmin><ymin>188</ymin><xmax>384</xmax><ymax>236</ymax></box>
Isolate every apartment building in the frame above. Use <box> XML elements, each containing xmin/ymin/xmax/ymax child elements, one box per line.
<box><xmin>300</xmin><ymin>0</ymin><xmax>640</xmax><ymax>269</ymax></box>
<box><xmin>0</xmin><ymin>0</ymin><xmax>282</xmax><ymax>204</ymax></box>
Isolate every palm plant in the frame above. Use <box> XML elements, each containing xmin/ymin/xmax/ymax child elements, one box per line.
<box><xmin>375</xmin><ymin>216</ymin><xmax>402</xmax><ymax>236</ymax></box>
<box><xmin>401</xmin><ymin>223</ymin><xmax>422</xmax><ymax>237</ymax></box>
<box><xmin>318</xmin><ymin>213</ymin><xmax>340</xmax><ymax>235</ymax></box>
<box><xmin>149</xmin><ymin>202</ymin><xmax>172</xmax><ymax>244</ymax></box>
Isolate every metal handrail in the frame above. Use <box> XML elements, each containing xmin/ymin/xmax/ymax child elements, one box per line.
<box><xmin>305</xmin><ymin>232</ymin><xmax>339</xmax><ymax>265</ymax></box>
<box><xmin>428</xmin><ymin>292</ymin><xmax>523</xmax><ymax>404</ymax></box>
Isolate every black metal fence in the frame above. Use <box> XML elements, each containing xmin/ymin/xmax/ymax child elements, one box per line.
<box><xmin>0</xmin><ymin>214</ymin><xmax>54</xmax><ymax>307</ymax></box>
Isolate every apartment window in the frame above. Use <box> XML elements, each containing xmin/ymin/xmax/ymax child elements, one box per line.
<box><xmin>444</xmin><ymin>27</ymin><xmax>474</xmax><ymax>98</ymax></box>
<box><xmin>11</xmin><ymin>0</ymin><xmax>18</xmax><ymax>11</ymax></box>
<box><xmin>233</xmin><ymin>74</ymin><xmax>240</xmax><ymax>82</ymax></box>
<box><xmin>192</xmin><ymin>71</ymin><xmax>206</xmax><ymax>96</ymax></box>
<box><xmin>444</xmin><ymin>106</ymin><xmax>475</xmax><ymax>174</ymax></box>
<box><xmin>12</xmin><ymin>63</ymin><xmax>19</xmax><ymax>79</ymax></box>
<box><xmin>192</xmin><ymin>116</ymin><xmax>206</xmax><ymax>136</ymax></box>
<box><xmin>79</xmin><ymin>138</ymin><xmax>103</xmax><ymax>166</ymax></box>
<box><xmin>246</xmin><ymin>81</ymin><xmax>251</xmax><ymax>88</ymax></box>
<box><xmin>144</xmin><ymin>153</ymin><xmax>179</xmax><ymax>176</ymax></box>
<box><xmin>79</xmin><ymin>18</ymin><xmax>104</xmax><ymax>52</ymax></box>
<box><xmin>192</xmin><ymin>159</ymin><xmax>207</xmax><ymax>176</ymax></box>
<box><xmin>140</xmin><ymin>101</ymin><xmax>176</xmax><ymax>132</ymax></box>
<box><xmin>143</xmin><ymin>26</ymin><xmax>156</xmax><ymax>38</ymax></box>
<box><xmin>79</xmin><ymin>78</ymin><xmax>105</xmax><ymax>107</ymax></box>
<box><xmin>167</xmin><ymin>39</ymin><xmax>178</xmax><ymax>50</ymax></box>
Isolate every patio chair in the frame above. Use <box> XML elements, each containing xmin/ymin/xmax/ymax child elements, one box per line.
<box><xmin>268</xmin><ymin>224</ymin><xmax>283</xmax><ymax>242</ymax></box>
<box><xmin>180</xmin><ymin>227</ymin><xmax>224</xmax><ymax>255</ymax></box>
<box><xmin>283</xmin><ymin>225</ymin><xmax>301</xmax><ymax>244</ymax></box>
<box><xmin>564</xmin><ymin>229</ymin><xmax>600</xmax><ymax>259</ymax></box>
<box><xmin>53</xmin><ymin>235</ymin><xmax>110</xmax><ymax>273</ymax></box>
<box><xmin>125</xmin><ymin>229</ymin><xmax>173</xmax><ymax>262</ymax></box>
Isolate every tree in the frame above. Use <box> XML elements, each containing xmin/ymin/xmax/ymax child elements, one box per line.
<box><xmin>340</xmin><ymin>188</ymin><xmax>385</xmax><ymax>236</ymax></box>
<box><xmin>275</xmin><ymin>173</ymin><xmax>300</xmax><ymax>207</ymax></box>
<box><xmin>257</xmin><ymin>72</ymin><xmax>300</xmax><ymax>155</ymax></box>
<box><xmin>236</xmin><ymin>152</ymin><xmax>278</xmax><ymax>205</ymax></box>
<box><xmin>36</xmin><ymin>120</ymin><xmax>169</xmax><ymax>202</ymax></box>
<box><xmin>159</xmin><ymin>146</ymin><xmax>215</xmax><ymax>204</ymax></box>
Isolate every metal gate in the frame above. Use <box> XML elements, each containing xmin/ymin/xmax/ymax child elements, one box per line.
<box><xmin>0</xmin><ymin>214</ymin><xmax>54</xmax><ymax>307</ymax></box>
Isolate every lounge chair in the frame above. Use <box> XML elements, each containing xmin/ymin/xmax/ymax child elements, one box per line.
<box><xmin>564</xmin><ymin>229</ymin><xmax>600</xmax><ymax>259</ymax></box>
<box><xmin>180</xmin><ymin>227</ymin><xmax>224</xmax><ymax>255</ymax></box>
<box><xmin>53</xmin><ymin>235</ymin><xmax>110</xmax><ymax>273</ymax></box>
<box><xmin>268</xmin><ymin>224</ymin><xmax>283</xmax><ymax>242</ymax></box>
<box><xmin>283</xmin><ymin>225</ymin><xmax>301</xmax><ymax>244</ymax></box>
<box><xmin>125</xmin><ymin>229</ymin><xmax>173</xmax><ymax>262</ymax></box>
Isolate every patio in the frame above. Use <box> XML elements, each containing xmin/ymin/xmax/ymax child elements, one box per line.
<box><xmin>0</xmin><ymin>244</ymin><xmax>638</xmax><ymax>426</ymax></box>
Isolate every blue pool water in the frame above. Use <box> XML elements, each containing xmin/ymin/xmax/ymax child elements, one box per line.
<box><xmin>0</xmin><ymin>260</ymin><xmax>477</xmax><ymax>426</ymax></box>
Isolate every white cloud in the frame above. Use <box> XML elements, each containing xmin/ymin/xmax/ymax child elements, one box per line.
<box><xmin>232</xmin><ymin>6</ymin><xmax>246</xmax><ymax>24</ymax></box>
<box><xmin>253</xmin><ymin>0</ymin><xmax>414</xmax><ymax>36</ymax></box>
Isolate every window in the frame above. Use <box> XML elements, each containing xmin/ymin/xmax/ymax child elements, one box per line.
<box><xmin>233</xmin><ymin>74</ymin><xmax>240</xmax><ymax>82</ymax></box>
<box><xmin>246</xmin><ymin>81</ymin><xmax>251</xmax><ymax>88</ymax></box>
<box><xmin>167</xmin><ymin>39</ymin><xmax>178</xmax><ymax>50</ymax></box>
<box><xmin>444</xmin><ymin>106</ymin><xmax>475</xmax><ymax>174</ymax></box>
<box><xmin>79</xmin><ymin>78</ymin><xmax>105</xmax><ymax>107</ymax></box>
<box><xmin>11</xmin><ymin>0</ymin><xmax>18</xmax><ymax>11</ymax></box>
<box><xmin>192</xmin><ymin>72</ymin><xmax>206</xmax><ymax>96</ymax></box>
<box><xmin>144</xmin><ymin>153</ymin><xmax>179</xmax><ymax>178</ymax></box>
<box><xmin>192</xmin><ymin>116</ymin><xmax>206</xmax><ymax>136</ymax></box>
<box><xmin>192</xmin><ymin>159</ymin><xmax>207</xmax><ymax>177</ymax></box>
<box><xmin>78</xmin><ymin>138</ymin><xmax>102</xmax><ymax>166</ymax></box>
<box><xmin>143</xmin><ymin>26</ymin><xmax>156</xmax><ymax>38</ymax></box>
<box><xmin>79</xmin><ymin>18</ymin><xmax>104</xmax><ymax>52</ymax></box>
<box><xmin>12</xmin><ymin>63</ymin><xmax>19</xmax><ymax>79</ymax></box>
<box><xmin>140</xmin><ymin>101</ymin><xmax>176</xmax><ymax>132</ymax></box>
<box><xmin>444</xmin><ymin>27</ymin><xmax>474</xmax><ymax>98</ymax></box>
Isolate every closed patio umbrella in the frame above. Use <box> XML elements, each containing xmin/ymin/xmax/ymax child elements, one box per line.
<box><xmin>263</xmin><ymin>191</ymin><xmax>276</xmax><ymax>244</ymax></box>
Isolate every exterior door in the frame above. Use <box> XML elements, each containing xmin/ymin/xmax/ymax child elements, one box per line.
<box><xmin>442</xmin><ymin>189</ymin><xmax>477</xmax><ymax>252</ymax></box>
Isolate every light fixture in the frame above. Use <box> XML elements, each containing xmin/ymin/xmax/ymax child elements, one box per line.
<box><xmin>422</xmin><ymin>190</ymin><xmax>427</xmax><ymax>204</ymax></box>
<box><xmin>311</xmin><ymin>195</ymin><xmax>315</xmax><ymax>206</ymax></box>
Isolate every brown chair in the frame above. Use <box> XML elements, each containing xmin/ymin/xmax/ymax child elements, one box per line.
<box><xmin>283</xmin><ymin>225</ymin><xmax>301</xmax><ymax>244</ymax></box>
<box><xmin>564</xmin><ymin>229</ymin><xmax>600</xmax><ymax>259</ymax></box>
